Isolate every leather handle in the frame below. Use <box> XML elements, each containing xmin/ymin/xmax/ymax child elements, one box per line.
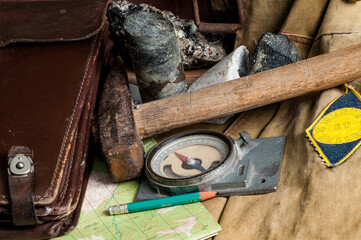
<box><xmin>7</xmin><ymin>146</ymin><xmax>40</xmax><ymax>226</ymax></box>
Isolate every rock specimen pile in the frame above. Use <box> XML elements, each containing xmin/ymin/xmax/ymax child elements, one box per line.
<box><xmin>107</xmin><ymin>0</ymin><xmax>227</xmax><ymax>69</ymax></box>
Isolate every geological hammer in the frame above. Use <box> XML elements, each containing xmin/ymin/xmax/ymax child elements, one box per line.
<box><xmin>97</xmin><ymin>44</ymin><xmax>361</xmax><ymax>182</ymax></box>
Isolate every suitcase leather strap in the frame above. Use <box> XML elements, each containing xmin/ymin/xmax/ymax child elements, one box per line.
<box><xmin>7</xmin><ymin>146</ymin><xmax>39</xmax><ymax>226</ymax></box>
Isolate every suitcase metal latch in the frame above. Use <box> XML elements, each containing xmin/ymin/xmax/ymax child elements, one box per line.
<box><xmin>8</xmin><ymin>154</ymin><xmax>34</xmax><ymax>176</ymax></box>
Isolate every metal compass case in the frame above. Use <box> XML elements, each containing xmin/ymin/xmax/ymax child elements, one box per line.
<box><xmin>137</xmin><ymin>130</ymin><xmax>286</xmax><ymax>200</ymax></box>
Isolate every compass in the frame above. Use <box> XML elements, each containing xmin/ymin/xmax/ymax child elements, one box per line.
<box><xmin>138</xmin><ymin>130</ymin><xmax>286</xmax><ymax>200</ymax></box>
<box><xmin>149</xmin><ymin>132</ymin><xmax>230</xmax><ymax>179</ymax></box>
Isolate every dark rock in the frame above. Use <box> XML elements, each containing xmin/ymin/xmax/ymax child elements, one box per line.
<box><xmin>248</xmin><ymin>33</ymin><xmax>302</xmax><ymax>75</ymax></box>
<box><xmin>124</xmin><ymin>11</ymin><xmax>187</xmax><ymax>102</ymax></box>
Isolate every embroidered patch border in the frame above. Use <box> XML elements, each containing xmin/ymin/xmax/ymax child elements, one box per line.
<box><xmin>306</xmin><ymin>84</ymin><xmax>361</xmax><ymax>167</ymax></box>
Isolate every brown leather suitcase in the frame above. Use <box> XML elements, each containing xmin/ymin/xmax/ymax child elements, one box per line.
<box><xmin>0</xmin><ymin>0</ymin><xmax>112</xmax><ymax>238</ymax></box>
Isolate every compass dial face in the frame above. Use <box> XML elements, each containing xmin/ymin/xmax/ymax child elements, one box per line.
<box><xmin>149</xmin><ymin>134</ymin><xmax>230</xmax><ymax>179</ymax></box>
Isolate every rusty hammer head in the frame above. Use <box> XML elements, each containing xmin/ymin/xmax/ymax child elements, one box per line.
<box><xmin>97</xmin><ymin>57</ymin><xmax>144</xmax><ymax>182</ymax></box>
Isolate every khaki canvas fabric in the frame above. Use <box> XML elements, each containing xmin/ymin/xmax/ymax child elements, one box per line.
<box><xmin>208</xmin><ymin>0</ymin><xmax>361</xmax><ymax>239</ymax></box>
<box><xmin>235</xmin><ymin>0</ymin><xmax>329</xmax><ymax>59</ymax></box>
<box><xmin>279</xmin><ymin>0</ymin><xmax>329</xmax><ymax>59</ymax></box>
<box><xmin>234</xmin><ymin>0</ymin><xmax>295</xmax><ymax>55</ymax></box>
<box><xmin>308</xmin><ymin>0</ymin><xmax>361</xmax><ymax>57</ymax></box>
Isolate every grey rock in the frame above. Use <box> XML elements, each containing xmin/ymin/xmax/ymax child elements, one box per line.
<box><xmin>248</xmin><ymin>33</ymin><xmax>302</xmax><ymax>75</ymax></box>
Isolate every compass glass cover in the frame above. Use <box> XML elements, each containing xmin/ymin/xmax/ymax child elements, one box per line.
<box><xmin>149</xmin><ymin>134</ymin><xmax>229</xmax><ymax>179</ymax></box>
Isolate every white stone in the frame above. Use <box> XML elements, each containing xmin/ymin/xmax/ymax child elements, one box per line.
<box><xmin>187</xmin><ymin>46</ymin><xmax>249</xmax><ymax>92</ymax></box>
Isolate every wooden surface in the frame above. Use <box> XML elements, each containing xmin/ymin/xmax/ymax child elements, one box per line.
<box><xmin>134</xmin><ymin>43</ymin><xmax>361</xmax><ymax>138</ymax></box>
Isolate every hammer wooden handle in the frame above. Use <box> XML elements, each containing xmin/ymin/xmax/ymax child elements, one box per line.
<box><xmin>134</xmin><ymin>43</ymin><xmax>361</xmax><ymax>138</ymax></box>
<box><xmin>99</xmin><ymin>44</ymin><xmax>361</xmax><ymax>182</ymax></box>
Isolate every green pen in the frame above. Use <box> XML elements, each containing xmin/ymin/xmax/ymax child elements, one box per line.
<box><xmin>108</xmin><ymin>192</ymin><xmax>218</xmax><ymax>215</ymax></box>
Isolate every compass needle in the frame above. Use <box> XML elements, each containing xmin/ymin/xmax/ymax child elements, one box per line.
<box><xmin>174</xmin><ymin>152</ymin><xmax>188</xmax><ymax>163</ymax></box>
<box><xmin>150</xmin><ymin>131</ymin><xmax>228</xmax><ymax>179</ymax></box>
<box><xmin>192</xmin><ymin>161</ymin><xmax>207</xmax><ymax>172</ymax></box>
<box><xmin>174</xmin><ymin>152</ymin><xmax>207</xmax><ymax>172</ymax></box>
